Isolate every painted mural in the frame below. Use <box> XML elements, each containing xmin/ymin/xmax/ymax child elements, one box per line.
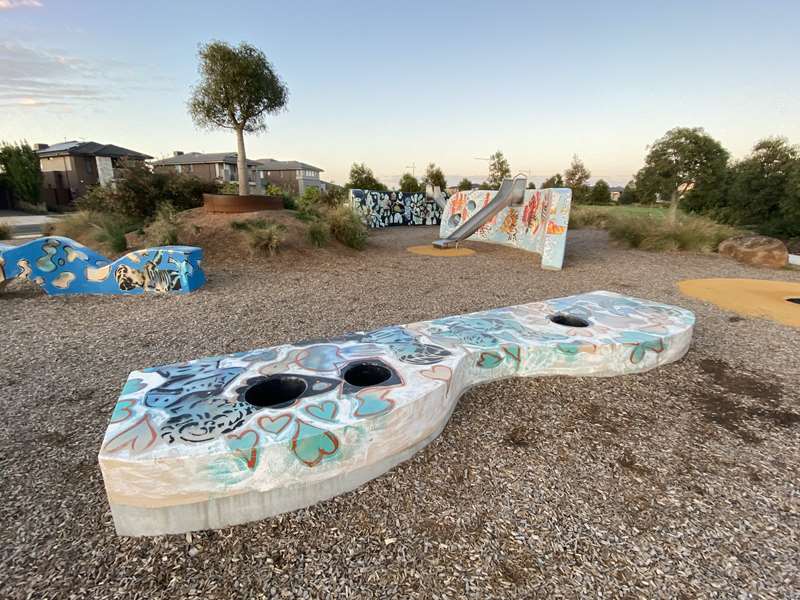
<box><xmin>439</xmin><ymin>188</ymin><xmax>572</xmax><ymax>270</ymax></box>
<box><xmin>350</xmin><ymin>189</ymin><xmax>442</xmax><ymax>228</ymax></box>
<box><xmin>0</xmin><ymin>236</ymin><xmax>205</xmax><ymax>295</ymax></box>
<box><xmin>99</xmin><ymin>291</ymin><xmax>695</xmax><ymax>535</ymax></box>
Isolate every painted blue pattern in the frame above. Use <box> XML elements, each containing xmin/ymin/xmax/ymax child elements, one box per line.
<box><xmin>350</xmin><ymin>189</ymin><xmax>442</xmax><ymax>228</ymax></box>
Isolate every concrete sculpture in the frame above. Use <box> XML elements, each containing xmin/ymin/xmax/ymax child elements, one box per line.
<box><xmin>0</xmin><ymin>236</ymin><xmax>204</xmax><ymax>295</ymax></box>
<box><xmin>350</xmin><ymin>189</ymin><xmax>442</xmax><ymax>228</ymax></box>
<box><xmin>99</xmin><ymin>291</ymin><xmax>694</xmax><ymax>536</ymax></box>
<box><xmin>437</xmin><ymin>187</ymin><xmax>572</xmax><ymax>270</ymax></box>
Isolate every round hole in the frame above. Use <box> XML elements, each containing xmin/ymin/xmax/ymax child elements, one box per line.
<box><xmin>467</xmin><ymin>200</ymin><xmax>476</xmax><ymax>211</ymax></box>
<box><xmin>449</xmin><ymin>214</ymin><xmax>461</xmax><ymax>227</ymax></box>
<box><xmin>343</xmin><ymin>363</ymin><xmax>392</xmax><ymax>387</ymax></box>
<box><xmin>787</xmin><ymin>297</ymin><xmax>800</xmax><ymax>305</ymax></box>
<box><xmin>244</xmin><ymin>376</ymin><xmax>307</xmax><ymax>408</ymax></box>
<box><xmin>549</xmin><ymin>313</ymin><xmax>590</xmax><ymax>328</ymax></box>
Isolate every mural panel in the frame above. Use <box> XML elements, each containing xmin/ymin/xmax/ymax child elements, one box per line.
<box><xmin>350</xmin><ymin>189</ymin><xmax>442</xmax><ymax>228</ymax></box>
<box><xmin>439</xmin><ymin>188</ymin><xmax>572</xmax><ymax>270</ymax></box>
<box><xmin>99</xmin><ymin>291</ymin><xmax>695</xmax><ymax>535</ymax></box>
<box><xmin>0</xmin><ymin>236</ymin><xmax>205</xmax><ymax>295</ymax></box>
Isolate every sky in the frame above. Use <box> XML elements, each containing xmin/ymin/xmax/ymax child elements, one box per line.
<box><xmin>1</xmin><ymin>0</ymin><xmax>799</xmax><ymax>188</ymax></box>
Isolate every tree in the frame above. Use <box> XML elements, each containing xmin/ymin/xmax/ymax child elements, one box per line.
<box><xmin>487</xmin><ymin>150</ymin><xmax>511</xmax><ymax>189</ymax></box>
<box><xmin>0</xmin><ymin>142</ymin><xmax>42</xmax><ymax>209</ymax></box>
<box><xmin>724</xmin><ymin>137</ymin><xmax>800</xmax><ymax>236</ymax></box>
<box><xmin>589</xmin><ymin>179</ymin><xmax>611</xmax><ymax>205</ymax></box>
<box><xmin>457</xmin><ymin>177</ymin><xmax>473</xmax><ymax>191</ymax></box>
<box><xmin>618</xmin><ymin>181</ymin><xmax>639</xmax><ymax>205</ymax></box>
<box><xmin>422</xmin><ymin>163</ymin><xmax>446</xmax><ymax>191</ymax></box>
<box><xmin>398</xmin><ymin>172</ymin><xmax>421</xmax><ymax>193</ymax></box>
<box><xmin>541</xmin><ymin>173</ymin><xmax>564</xmax><ymax>188</ymax></box>
<box><xmin>189</xmin><ymin>41</ymin><xmax>288</xmax><ymax>196</ymax></box>
<box><xmin>634</xmin><ymin>127</ymin><xmax>729</xmax><ymax>224</ymax></box>
<box><xmin>347</xmin><ymin>163</ymin><xmax>386</xmax><ymax>191</ymax></box>
<box><xmin>527</xmin><ymin>182</ymin><xmax>537</xmax><ymax>189</ymax></box>
<box><xmin>564</xmin><ymin>155</ymin><xmax>591</xmax><ymax>204</ymax></box>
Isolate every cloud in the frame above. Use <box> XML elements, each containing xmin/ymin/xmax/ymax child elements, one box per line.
<box><xmin>0</xmin><ymin>0</ymin><xmax>42</xmax><ymax>9</ymax></box>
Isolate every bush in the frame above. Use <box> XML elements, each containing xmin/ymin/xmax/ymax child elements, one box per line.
<box><xmin>306</xmin><ymin>220</ymin><xmax>331</xmax><ymax>247</ymax></box>
<box><xmin>607</xmin><ymin>213</ymin><xmax>740</xmax><ymax>253</ymax></box>
<box><xmin>77</xmin><ymin>163</ymin><xmax>219</xmax><ymax>219</ymax></box>
<box><xmin>283</xmin><ymin>195</ymin><xmax>297</xmax><ymax>210</ymax></box>
<box><xmin>220</xmin><ymin>181</ymin><xmax>239</xmax><ymax>194</ymax></box>
<box><xmin>231</xmin><ymin>218</ymin><xmax>286</xmax><ymax>256</ymax></box>
<box><xmin>53</xmin><ymin>211</ymin><xmax>142</xmax><ymax>254</ymax></box>
<box><xmin>145</xmin><ymin>203</ymin><xmax>184</xmax><ymax>246</ymax></box>
<box><xmin>568</xmin><ymin>206</ymin><xmax>611</xmax><ymax>229</ymax></box>
<box><xmin>326</xmin><ymin>205</ymin><xmax>368</xmax><ymax>250</ymax></box>
<box><xmin>0</xmin><ymin>221</ymin><xmax>11</xmax><ymax>240</ymax></box>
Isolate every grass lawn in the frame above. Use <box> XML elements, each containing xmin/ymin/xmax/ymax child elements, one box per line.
<box><xmin>584</xmin><ymin>203</ymin><xmax>668</xmax><ymax>218</ymax></box>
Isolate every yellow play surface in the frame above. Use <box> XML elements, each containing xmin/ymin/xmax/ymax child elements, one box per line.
<box><xmin>406</xmin><ymin>245</ymin><xmax>476</xmax><ymax>257</ymax></box>
<box><xmin>678</xmin><ymin>278</ymin><xmax>800</xmax><ymax>327</ymax></box>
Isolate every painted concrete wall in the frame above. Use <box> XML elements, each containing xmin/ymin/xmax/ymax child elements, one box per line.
<box><xmin>0</xmin><ymin>236</ymin><xmax>205</xmax><ymax>295</ymax></box>
<box><xmin>350</xmin><ymin>189</ymin><xmax>442</xmax><ymax>228</ymax></box>
<box><xmin>440</xmin><ymin>188</ymin><xmax>572</xmax><ymax>270</ymax></box>
<box><xmin>99</xmin><ymin>290</ymin><xmax>694</xmax><ymax>535</ymax></box>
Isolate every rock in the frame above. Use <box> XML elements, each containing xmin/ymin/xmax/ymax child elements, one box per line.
<box><xmin>718</xmin><ymin>236</ymin><xmax>788</xmax><ymax>269</ymax></box>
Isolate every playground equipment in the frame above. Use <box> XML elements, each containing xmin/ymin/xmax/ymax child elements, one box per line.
<box><xmin>0</xmin><ymin>236</ymin><xmax>204</xmax><ymax>295</ymax></box>
<box><xmin>434</xmin><ymin>177</ymin><xmax>572</xmax><ymax>270</ymax></box>
<box><xmin>99</xmin><ymin>291</ymin><xmax>694</xmax><ymax>536</ymax></box>
<box><xmin>350</xmin><ymin>189</ymin><xmax>442</xmax><ymax>227</ymax></box>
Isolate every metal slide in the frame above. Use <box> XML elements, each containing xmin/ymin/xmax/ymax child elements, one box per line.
<box><xmin>432</xmin><ymin>175</ymin><xmax>527</xmax><ymax>248</ymax></box>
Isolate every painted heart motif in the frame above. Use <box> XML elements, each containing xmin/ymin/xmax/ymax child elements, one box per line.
<box><xmin>225</xmin><ymin>429</ymin><xmax>260</xmax><ymax>470</ymax></box>
<box><xmin>294</xmin><ymin>345</ymin><xmax>343</xmax><ymax>371</ymax></box>
<box><xmin>477</xmin><ymin>351</ymin><xmax>504</xmax><ymax>369</ymax></box>
<box><xmin>305</xmin><ymin>400</ymin><xmax>338</xmax><ymax>422</ymax></box>
<box><xmin>354</xmin><ymin>388</ymin><xmax>394</xmax><ymax>418</ymax></box>
<box><xmin>291</xmin><ymin>420</ymin><xmax>339</xmax><ymax>467</ymax></box>
<box><xmin>420</xmin><ymin>364</ymin><xmax>453</xmax><ymax>393</ymax></box>
<box><xmin>110</xmin><ymin>398</ymin><xmax>137</xmax><ymax>423</ymax></box>
<box><xmin>257</xmin><ymin>413</ymin><xmax>292</xmax><ymax>436</ymax></box>
<box><xmin>103</xmin><ymin>415</ymin><xmax>157</xmax><ymax>454</ymax></box>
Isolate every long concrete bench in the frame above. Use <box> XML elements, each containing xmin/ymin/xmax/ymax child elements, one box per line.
<box><xmin>0</xmin><ymin>236</ymin><xmax>204</xmax><ymax>295</ymax></box>
<box><xmin>99</xmin><ymin>291</ymin><xmax>694</xmax><ymax>536</ymax></box>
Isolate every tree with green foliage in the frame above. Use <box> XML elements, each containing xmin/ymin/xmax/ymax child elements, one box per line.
<box><xmin>540</xmin><ymin>173</ymin><xmax>564</xmax><ymax>189</ymax></box>
<box><xmin>618</xmin><ymin>181</ymin><xmax>639</xmax><ymax>205</ymax></box>
<box><xmin>588</xmin><ymin>179</ymin><xmax>611</xmax><ymax>205</ymax></box>
<box><xmin>398</xmin><ymin>172</ymin><xmax>421</xmax><ymax>193</ymax></box>
<box><xmin>347</xmin><ymin>163</ymin><xmax>386</xmax><ymax>191</ymax></box>
<box><xmin>635</xmin><ymin>127</ymin><xmax>729</xmax><ymax>224</ymax></box>
<box><xmin>457</xmin><ymin>177</ymin><xmax>473</xmax><ymax>191</ymax></box>
<box><xmin>487</xmin><ymin>150</ymin><xmax>511</xmax><ymax>189</ymax></box>
<box><xmin>564</xmin><ymin>155</ymin><xmax>591</xmax><ymax>204</ymax></box>
<box><xmin>421</xmin><ymin>163</ymin><xmax>446</xmax><ymax>191</ymax></box>
<box><xmin>723</xmin><ymin>137</ymin><xmax>800</xmax><ymax>236</ymax></box>
<box><xmin>527</xmin><ymin>182</ymin><xmax>537</xmax><ymax>189</ymax></box>
<box><xmin>189</xmin><ymin>41</ymin><xmax>288</xmax><ymax>196</ymax></box>
<box><xmin>0</xmin><ymin>142</ymin><xmax>42</xmax><ymax>209</ymax></box>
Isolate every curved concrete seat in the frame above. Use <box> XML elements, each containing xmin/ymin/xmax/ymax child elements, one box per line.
<box><xmin>0</xmin><ymin>236</ymin><xmax>204</xmax><ymax>295</ymax></box>
<box><xmin>99</xmin><ymin>291</ymin><xmax>694</xmax><ymax>536</ymax></box>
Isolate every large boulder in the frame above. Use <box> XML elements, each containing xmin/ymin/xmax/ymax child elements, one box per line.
<box><xmin>718</xmin><ymin>236</ymin><xmax>788</xmax><ymax>269</ymax></box>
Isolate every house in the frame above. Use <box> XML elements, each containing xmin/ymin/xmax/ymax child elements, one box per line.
<box><xmin>151</xmin><ymin>152</ymin><xmax>261</xmax><ymax>191</ymax></box>
<box><xmin>254</xmin><ymin>159</ymin><xmax>325</xmax><ymax>195</ymax></box>
<box><xmin>35</xmin><ymin>141</ymin><xmax>152</xmax><ymax>208</ymax></box>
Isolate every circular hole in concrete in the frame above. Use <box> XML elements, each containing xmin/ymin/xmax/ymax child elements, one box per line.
<box><xmin>787</xmin><ymin>297</ymin><xmax>800</xmax><ymax>305</ymax></box>
<box><xmin>244</xmin><ymin>376</ymin><xmax>306</xmax><ymax>409</ymax></box>
<box><xmin>343</xmin><ymin>363</ymin><xmax>392</xmax><ymax>387</ymax></box>
<box><xmin>449</xmin><ymin>214</ymin><xmax>461</xmax><ymax>227</ymax></box>
<box><xmin>549</xmin><ymin>313</ymin><xmax>590</xmax><ymax>328</ymax></box>
<box><xmin>467</xmin><ymin>200</ymin><xmax>476</xmax><ymax>211</ymax></box>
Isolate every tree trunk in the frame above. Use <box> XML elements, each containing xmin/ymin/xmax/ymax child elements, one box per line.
<box><xmin>236</xmin><ymin>127</ymin><xmax>248</xmax><ymax>197</ymax></box>
<box><xmin>667</xmin><ymin>188</ymin><xmax>680</xmax><ymax>225</ymax></box>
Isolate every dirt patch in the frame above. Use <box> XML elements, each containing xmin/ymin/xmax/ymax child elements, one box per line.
<box><xmin>698</xmin><ymin>358</ymin><xmax>783</xmax><ymax>403</ymax></box>
<box><xmin>692</xmin><ymin>390</ymin><xmax>799</xmax><ymax>443</ymax></box>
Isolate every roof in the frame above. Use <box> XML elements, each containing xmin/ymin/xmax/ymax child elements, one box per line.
<box><xmin>254</xmin><ymin>158</ymin><xmax>323</xmax><ymax>172</ymax></box>
<box><xmin>150</xmin><ymin>152</ymin><xmax>260</xmax><ymax>167</ymax></box>
<box><xmin>37</xmin><ymin>141</ymin><xmax>152</xmax><ymax>160</ymax></box>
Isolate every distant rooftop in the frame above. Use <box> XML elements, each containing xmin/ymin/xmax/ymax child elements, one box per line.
<box><xmin>36</xmin><ymin>141</ymin><xmax>152</xmax><ymax>160</ymax></box>
<box><xmin>255</xmin><ymin>158</ymin><xmax>323</xmax><ymax>172</ymax></box>
<box><xmin>150</xmin><ymin>152</ymin><xmax>260</xmax><ymax>167</ymax></box>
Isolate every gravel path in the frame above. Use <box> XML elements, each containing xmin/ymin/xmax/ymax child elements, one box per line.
<box><xmin>2</xmin><ymin>228</ymin><xmax>799</xmax><ymax>599</ymax></box>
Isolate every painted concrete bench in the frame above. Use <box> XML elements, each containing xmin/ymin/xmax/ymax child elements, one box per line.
<box><xmin>439</xmin><ymin>188</ymin><xmax>572</xmax><ymax>270</ymax></box>
<box><xmin>0</xmin><ymin>236</ymin><xmax>204</xmax><ymax>295</ymax></box>
<box><xmin>99</xmin><ymin>291</ymin><xmax>694</xmax><ymax>536</ymax></box>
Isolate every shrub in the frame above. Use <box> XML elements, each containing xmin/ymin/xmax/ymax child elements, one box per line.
<box><xmin>306</xmin><ymin>220</ymin><xmax>331</xmax><ymax>247</ymax></box>
<box><xmin>568</xmin><ymin>206</ymin><xmax>611</xmax><ymax>229</ymax></box>
<box><xmin>265</xmin><ymin>184</ymin><xmax>284</xmax><ymax>197</ymax></box>
<box><xmin>53</xmin><ymin>211</ymin><xmax>142</xmax><ymax>254</ymax></box>
<box><xmin>220</xmin><ymin>181</ymin><xmax>239</xmax><ymax>194</ymax></box>
<box><xmin>232</xmin><ymin>218</ymin><xmax>286</xmax><ymax>255</ymax></box>
<box><xmin>146</xmin><ymin>203</ymin><xmax>184</xmax><ymax>246</ymax></box>
<box><xmin>77</xmin><ymin>163</ymin><xmax>219</xmax><ymax>219</ymax></box>
<box><xmin>326</xmin><ymin>205</ymin><xmax>368</xmax><ymax>250</ymax></box>
<box><xmin>283</xmin><ymin>195</ymin><xmax>297</xmax><ymax>210</ymax></box>
<box><xmin>607</xmin><ymin>213</ymin><xmax>740</xmax><ymax>253</ymax></box>
<box><xmin>0</xmin><ymin>142</ymin><xmax>42</xmax><ymax>208</ymax></box>
<box><xmin>0</xmin><ymin>221</ymin><xmax>11</xmax><ymax>240</ymax></box>
<box><xmin>230</xmin><ymin>218</ymin><xmax>269</xmax><ymax>231</ymax></box>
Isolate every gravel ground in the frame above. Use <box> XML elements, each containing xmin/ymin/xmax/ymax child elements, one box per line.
<box><xmin>2</xmin><ymin>227</ymin><xmax>799</xmax><ymax>599</ymax></box>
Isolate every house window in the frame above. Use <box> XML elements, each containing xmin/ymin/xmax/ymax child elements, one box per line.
<box><xmin>176</xmin><ymin>164</ymin><xmax>182</xmax><ymax>174</ymax></box>
<box><xmin>187</xmin><ymin>164</ymin><xmax>193</xmax><ymax>173</ymax></box>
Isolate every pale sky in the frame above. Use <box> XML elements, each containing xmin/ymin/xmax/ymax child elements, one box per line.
<box><xmin>2</xmin><ymin>0</ymin><xmax>799</xmax><ymax>187</ymax></box>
